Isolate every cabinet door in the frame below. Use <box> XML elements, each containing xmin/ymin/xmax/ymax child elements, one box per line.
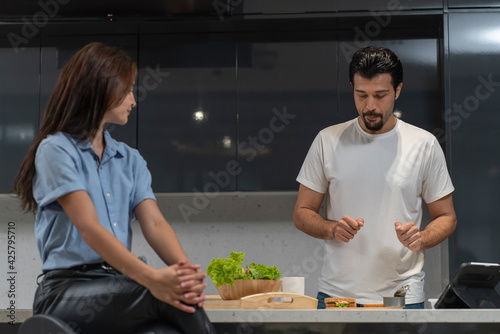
<box><xmin>0</xmin><ymin>29</ymin><xmax>39</xmax><ymax>192</ymax></box>
<box><xmin>236</xmin><ymin>0</ymin><xmax>336</xmax><ymax>14</ymax></box>
<box><xmin>336</xmin><ymin>0</ymin><xmax>443</xmax><ymax>11</ymax></box>
<box><xmin>237</xmin><ymin>0</ymin><xmax>444</xmax><ymax>14</ymax></box>
<box><xmin>138</xmin><ymin>34</ymin><xmax>237</xmax><ymax>192</ymax></box>
<box><xmin>449</xmin><ymin>0</ymin><xmax>500</xmax><ymax>7</ymax></box>
<box><xmin>448</xmin><ymin>12</ymin><xmax>500</xmax><ymax>273</ymax></box>
<box><xmin>237</xmin><ymin>31</ymin><xmax>337</xmax><ymax>191</ymax></box>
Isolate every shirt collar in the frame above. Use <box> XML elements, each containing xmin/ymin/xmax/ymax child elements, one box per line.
<box><xmin>354</xmin><ymin>117</ymin><xmax>400</xmax><ymax>139</ymax></box>
<box><xmin>72</xmin><ymin>130</ymin><xmax>124</xmax><ymax>163</ymax></box>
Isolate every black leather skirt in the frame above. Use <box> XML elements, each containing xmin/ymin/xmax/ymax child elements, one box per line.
<box><xmin>34</xmin><ymin>266</ymin><xmax>216</xmax><ymax>334</ymax></box>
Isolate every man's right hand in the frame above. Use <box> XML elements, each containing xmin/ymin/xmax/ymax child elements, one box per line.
<box><xmin>333</xmin><ymin>215</ymin><xmax>364</xmax><ymax>242</ymax></box>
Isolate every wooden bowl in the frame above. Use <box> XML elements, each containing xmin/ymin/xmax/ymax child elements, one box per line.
<box><xmin>216</xmin><ymin>279</ymin><xmax>282</xmax><ymax>300</ymax></box>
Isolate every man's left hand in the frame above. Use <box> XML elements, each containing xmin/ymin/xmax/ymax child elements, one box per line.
<box><xmin>395</xmin><ymin>221</ymin><xmax>423</xmax><ymax>252</ymax></box>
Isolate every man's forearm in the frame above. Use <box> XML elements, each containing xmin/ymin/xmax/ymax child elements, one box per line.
<box><xmin>420</xmin><ymin>215</ymin><xmax>457</xmax><ymax>250</ymax></box>
<box><xmin>293</xmin><ymin>208</ymin><xmax>336</xmax><ymax>240</ymax></box>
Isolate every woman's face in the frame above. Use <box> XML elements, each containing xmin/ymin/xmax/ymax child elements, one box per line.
<box><xmin>103</xmin><ymin>89</ymin><xmax>136</xmax><ymax>126</ymax></box>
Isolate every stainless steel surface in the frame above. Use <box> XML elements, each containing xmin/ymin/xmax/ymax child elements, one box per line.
<box><xmin>383</xmin><ymin>296</ymin><xmax>405</xmax><ymax>308</ymax></box>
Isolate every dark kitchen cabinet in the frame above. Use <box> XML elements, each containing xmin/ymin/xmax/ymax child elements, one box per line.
<box><xmin>336</xmin><ymin>0</ymin><xmax>443</xmax><ymax>11</ymax></box>
<box><xmin>236</xmin><ymin>0</ymin><xmax>444</xmax><ymax>15</ymax></box>
<box><xmin>448</xmin><ymin>12</ymin><xmax>500</xmax><ymax>273</ymax></box>
<box><xmin>237</xmin><ymin>32</ymin><xmax>338</xmax><ymax>191</ymax></box>
<box><xmin>0</xmin><ymin>29</ymin><xmax>39</xmax><ymax>192</ymax></box>
<box><xmin>236</xmin><ymin>0</ymin><xmax>336</xmax><ymax>14</ymax></box>
<box><xmin>138</xmin><ymin>34</ymin><xmax>238</xmax><ymax>192</ymax></box>
<box><xmin>448</xmin><ymin>0</ymin><xmax>500</xmax><ymax>8</ymax></box>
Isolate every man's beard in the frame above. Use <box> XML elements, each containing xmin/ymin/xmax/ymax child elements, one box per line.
<box><xmin>362</xmin><ymin>111</ymin><xmax>384</xmax><ymax>131</ymax></box>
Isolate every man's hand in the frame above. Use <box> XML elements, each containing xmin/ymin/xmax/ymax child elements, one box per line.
<box><xmin>395</xmin><ymin>221</ymin><xmax>423</xmax><ymax>251</ymax></box>
<box><xmin>333</xmin><ymin>215</ymin><xmax>364</xmax><ymax>242</ymax></box>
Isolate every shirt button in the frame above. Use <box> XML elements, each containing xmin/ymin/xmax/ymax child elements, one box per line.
<box><xmin>100</xmin><ymin>166</ymin><xmax>103</xmax><ymax>170</ymax></box>
<box><xmin>113</xmin><ymin>222</ymin><xmax>117</xmax><ymax>226</ymax></box>
<box><xmin>106</xmin><ymin>193</ymin><xmax>110</xmax><ymax>197</ymax></box>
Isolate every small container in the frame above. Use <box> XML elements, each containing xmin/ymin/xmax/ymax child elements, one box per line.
<box><xmin>383</xmin><ymin>296</ymin><xmax>405</xmax><ymax>308</ymax></box>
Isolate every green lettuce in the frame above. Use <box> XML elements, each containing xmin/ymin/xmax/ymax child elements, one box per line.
<box><xmin>207</xmin><ymin>251</ymin><xmax>281</xmax><ymax>287</ymax></box>
<box><xmin>245</xmin><ymin>262</ymin><xmax>281</xmax><ymax>280</ymax></box>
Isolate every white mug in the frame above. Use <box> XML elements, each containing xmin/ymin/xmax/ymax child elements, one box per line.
<box><xmin>280</xmin><ymin>277</ymin><xmax>305</xmax><ymax>295</ymax></box>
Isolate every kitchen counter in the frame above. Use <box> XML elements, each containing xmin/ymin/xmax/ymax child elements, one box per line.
<box><xmin>206</xmin><ymin>308</ymin><xmax>500</xmax><ymax>323</ymax></box>
<box><xmin>205</xmin><ymin>308</ymin><xmax>500</xmax><ymax>333</ymax></box>
<box><xmin>3</xmin><ymin>309</ymin><xmax>500</xmax><ymax>334</ymax></box>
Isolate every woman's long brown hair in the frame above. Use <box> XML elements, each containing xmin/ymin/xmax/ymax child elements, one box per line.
<box><xmin>13</xmin><ymin>42</ymin><xmax>137</xmax><ymax>214</ymax></box>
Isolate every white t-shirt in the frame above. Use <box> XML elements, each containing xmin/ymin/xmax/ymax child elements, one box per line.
<box><xmin>297</xmin><ymin>118</ymin><xmax>455</xmax><ymax>304</ymax></box>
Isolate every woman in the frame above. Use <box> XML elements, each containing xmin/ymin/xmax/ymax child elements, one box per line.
<box><xmin>13</xmin><ymin>42</ymin><xmax>216</xmax><ymax>334</ymax></box>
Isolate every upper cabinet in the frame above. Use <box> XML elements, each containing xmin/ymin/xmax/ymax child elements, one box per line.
<box><xmin>138</xmin><ymin>33</ymin><xmax>238</xmax><ymax>192</ymax></box>
<box><xmin>448</xmin><ymin>12</ymin><xmax>500</xmax><ymax>272</ymax></box>
<box><xmin>0</xmin><ymin>0</ymin><xmax>229</xmax><ymax>18</ymax></box>
<box><xmin>236</xmin><ymin>0</ymin><xmax>336</xmax><ymax>14</ymax></box>
<box><xmin>449</xmin><ymin>0</ymin><xmax>500</xmax><ymax>8</ymax></box>
<box><xmin>0</xmin><ymin>31</ymin><xmax>40</xmax><ymax>192</ymax></box>
<box><xmin>336</xmin><ymin>0</ymin><xmax>443</xmax><ymax>11</ymax></box>
<box><xmin>235</xmin><ymin>0</ymin><xmax>444</xmax><ymax>15</ymax></box>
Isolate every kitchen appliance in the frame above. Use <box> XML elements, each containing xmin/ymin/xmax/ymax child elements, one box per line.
<box><xmin>435</xmin><ymin>262</ymin><xmax>500</xmax><ymax>309</ymax></box>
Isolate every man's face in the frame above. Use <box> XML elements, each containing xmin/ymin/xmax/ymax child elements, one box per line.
<box><xmin>352</xmin><ymin>73</ymin><xmax>402</xmax><ymax>134</ymax></box>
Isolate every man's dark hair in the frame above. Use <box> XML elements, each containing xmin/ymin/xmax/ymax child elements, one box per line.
<box><xmin>349</xmin><ymin>46</ymin><xmax>403</xmax><ymax>92</ymax></box>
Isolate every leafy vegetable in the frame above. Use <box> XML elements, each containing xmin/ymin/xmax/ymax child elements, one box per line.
<box><xmin>326</xmin><ymin>301</ymin><xmax>349</xmax><ymax>308</ymax></box>
<box><xmin>245</xmin><ymin>262</ymin><xmax>281</xmax><ymax>281</ymax></box>
<box><xmin>207</xmin><ymin>250</ymin><xmax>281</xmax><ymax>287</ymax></box>
<box><xmin>206</xmin><ymin>251</ymin><xmax>247</xmax><ymax>287</ymax></box>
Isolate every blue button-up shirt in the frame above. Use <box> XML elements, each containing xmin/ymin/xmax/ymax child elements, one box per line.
<box><xmin>33</xmin><ymin>131</ymin><xmax>156</xmax><ymax>271</ymax></box>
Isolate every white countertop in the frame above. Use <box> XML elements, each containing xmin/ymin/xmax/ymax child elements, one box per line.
<box><xmin>4</xmin><ymin>309</ymin><xmax>500</xmax><ymax>324</ymax></box>
<box><xmin>205</xmin><ymin>308</ymin><xmax>500</xmax><ymax>323</ymax></box>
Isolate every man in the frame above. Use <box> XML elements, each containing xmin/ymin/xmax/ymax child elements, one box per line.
<box><xmin>293</xmin><ymin>46</ymin><xmax>456</xmax><ymax>309</ymax></box>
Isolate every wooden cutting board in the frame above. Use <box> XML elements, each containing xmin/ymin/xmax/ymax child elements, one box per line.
<box><xmin>204</xmin><ymin>295</ymin><xmax>240</xmax><ymax>309</ymax></box>
<box><xmin>324</xmin><ymin>297</ymin><xmax>404</xmax><ymax>309</ymax></box>
<box><xmin>326</xmin><ymin>303</ymin><xmax>403</xmax><ymax>309</ymax></box>
<box><xmin>204</xmin><ymin>292</ymin><xmax>318</xmax><ymax>310</ymax></box>
<box><xmin>358</xmin><ymin>304</ymin><xmax>403</xmax><ymax>309</ymax></box>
